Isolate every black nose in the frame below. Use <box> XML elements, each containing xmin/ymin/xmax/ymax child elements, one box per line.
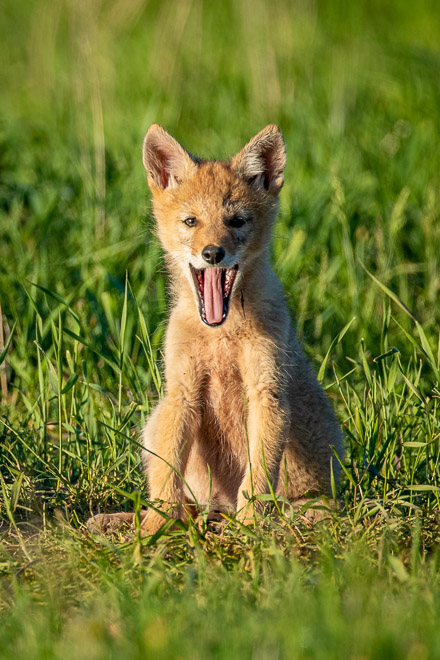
<box><xmin>202</xmin><ymin>245</ymin><xmax>225</xmax><ymax>265</ymax></box>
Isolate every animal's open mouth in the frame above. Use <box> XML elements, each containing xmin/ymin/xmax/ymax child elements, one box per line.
<box><xmin>190</xmin><ymin>265</ymin><xmax>239</xmax><ymax>326</ymax></box>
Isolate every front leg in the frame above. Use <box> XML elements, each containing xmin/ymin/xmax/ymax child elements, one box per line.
<box><xmin>237</xmin><ymin>346</ymin><xmax>290</xmax><ymax>522</ymax></box>
<box><xmin>142</xmin><ymin>377</ymin><xmax>200</xmax><ymax>535</ymax></box>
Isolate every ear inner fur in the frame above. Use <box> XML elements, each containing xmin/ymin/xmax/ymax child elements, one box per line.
<box><xmin>143</xmin><ymin>124</ymin><xmax>198</xmax><ymax>190</ymax></box>
<box><xmin>230</xmin><ymin>124</ymin><xmax>287</xmax><ymax>193</ymax></box>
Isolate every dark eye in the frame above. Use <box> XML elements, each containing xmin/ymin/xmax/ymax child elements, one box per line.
<box><xmin>184</xmin><ymin>217</ymin><xmax>197</xmax><ymax>227</ymax></box>
<box><xmin>229</xmin><ymin>216</ymin><xmax>246</xmax><ymax>228</ymax></box>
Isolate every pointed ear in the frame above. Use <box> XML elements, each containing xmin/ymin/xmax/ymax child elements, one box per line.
<box><xmin>230</xmin><ymin>124</ymin><xmax>286</xmax><ymax>193</ymax></box>
<box><xmin>142</xmin><ymin>124</ymin><xmax>198</xmax><ymax>191</ymax></box>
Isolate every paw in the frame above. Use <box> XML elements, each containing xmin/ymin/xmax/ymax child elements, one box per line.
<box><xmin>86</xmin><ymin>512</ymin><xmax>136</xmax><ymax>533</ymax></box>
<box><xmin>294</xmin><ymin>497</ymin><xmax>336</xmax><ymax>522</ymax></box>
<box><xmin>140</xmin><ymin>510</ymin><xmax>170</xmax><ymax>536</ymax></box>
<box><xmin>236</xmin><ymin>499</ymin><xmax>260</xmax><ymax>526</ymax></box>
<box><xmin>236</xmin><ymin>513</ymin><xmax>257</xmax><ymax>527</ymax></box>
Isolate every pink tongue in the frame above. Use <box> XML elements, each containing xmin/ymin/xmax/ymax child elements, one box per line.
<box><xmin>204</xmin><ymin>268</ymin><xmax>223</xmax><ymax>325</ymax></box>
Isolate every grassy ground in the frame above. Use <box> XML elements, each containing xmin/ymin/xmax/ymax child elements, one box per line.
<box><xmin>1</xmin><ymin>0</ymin><xmax>440</xmax><ymax>657</ymax></box>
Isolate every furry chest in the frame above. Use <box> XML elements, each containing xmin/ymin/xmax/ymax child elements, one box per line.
<box><xmin>202</xmin><ymin>359</ymin><xmax>247</xmax><ymax>439</ymax></box>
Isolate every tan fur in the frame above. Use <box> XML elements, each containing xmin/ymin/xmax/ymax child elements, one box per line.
<box><xmin>87</xmin><ymin>124</ymin><xmax>343</xmax><ymax>535</ymax></box>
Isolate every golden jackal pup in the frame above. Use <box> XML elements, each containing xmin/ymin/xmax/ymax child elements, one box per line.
<box><xmin>89</xmin><ymin>125</ymin><xmax>343</xmax><ymax>534</ymax></box>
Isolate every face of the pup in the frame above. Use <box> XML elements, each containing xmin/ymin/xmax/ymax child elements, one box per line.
<box><xmin>143</xmin><ymin>124</ymin><xmax>286</xmax><ymax>326</ymax></box>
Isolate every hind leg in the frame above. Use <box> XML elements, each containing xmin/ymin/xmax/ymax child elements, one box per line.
<box><xmin>275</xmin><ymin>446</ymin><xmax>338</xmax><ymax>522</ymax></box>
<box><xmin>276</xmin><ymin>359</ymin><xmax>343</xmax><ymax>513</ymax></box>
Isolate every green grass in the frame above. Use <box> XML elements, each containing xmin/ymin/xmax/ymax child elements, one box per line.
<box><xmin>1</xmin><ymin>0</ymin><xmax>440</xmax><ymax>657</ymax></box>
